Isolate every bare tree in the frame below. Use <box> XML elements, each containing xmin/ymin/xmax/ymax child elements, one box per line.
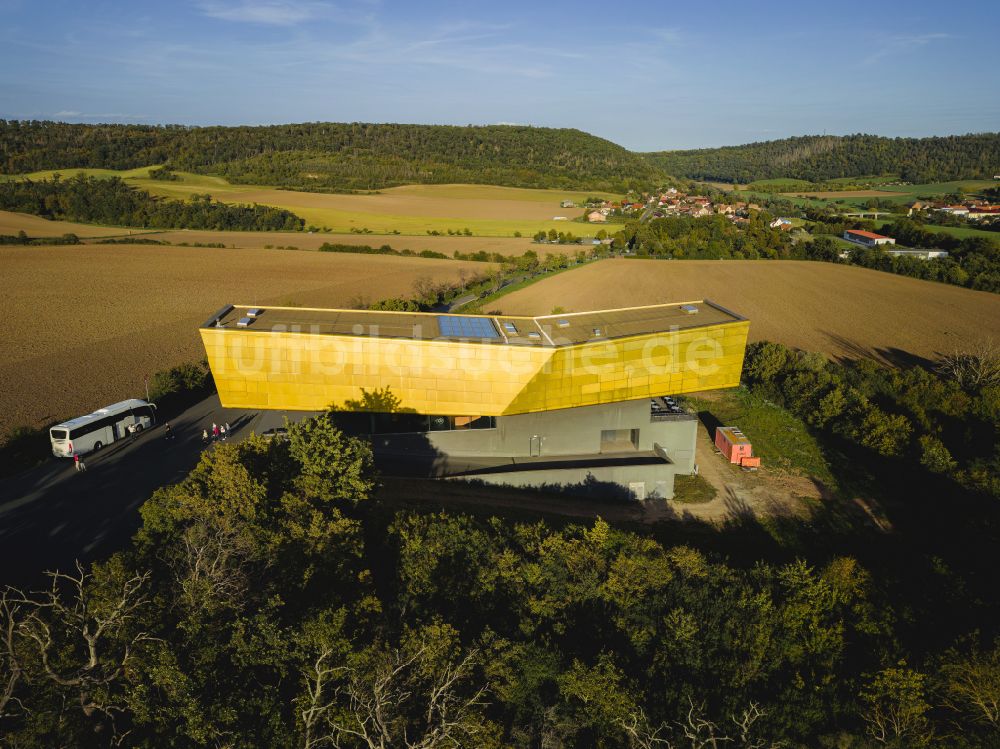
<box><xmin>300</xmin><ymin>645</ymin><xmax>347</xmax><ymax>749</ymax></box>
<box><xmin>303</xmin><ymin>643</ymin><xmax>492</xmax><ymax>749</ymax></box>
<box><xmin>13</xmin><ymin>562</ymin><xmax>154</xmax><ymax>739</ymax></box>
<box><xmin>619</xmin><ymin>700</ymin><xmax>782</xmax><ymax>749</ymax></box>
<box><xmin>0</xmin><ymin>590</ymin><xmax>25</xmax><ymax>723</ymax></box>
<box><xmin>937</xmin><ymin>339</ymin><xmax>1000</xmax><ymax>390</ymax></box>
<box><xmin>618</xmin><ymin>707</ymin><xmax>674</xmax><ymax>748</ymax></box>
<box><xmin>173</xmin><ymin>520</ymin><xmax>254</xmax><ymax>613</ymax></box>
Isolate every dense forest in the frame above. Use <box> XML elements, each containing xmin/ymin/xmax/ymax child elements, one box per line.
<box><xmin>0</xmin><ymin>121</ymin><xmax>664</xmax><ymax>192</ymax></box>
<box><xmin>0</xmin><ymin>173</ymin><xmax>304</xmax><ymax>230</ymax></box>
<box><xmin>2</xmin><ymin>341</ymin><xmax>999</xmax><ymax>747</ymax></box>
<box><xmin>641</xmin><ymin>133</ymin><xmax>1000</xmax><ymax>184</ymax></box>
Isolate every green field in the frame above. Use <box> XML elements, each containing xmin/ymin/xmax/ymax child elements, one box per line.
<box><xmin>1</xmin><ymin>168</ymin><xmax>617</xmax><ymax>238</ymax></box>
<box><xmin>875</xmin><ymin>220</ymin><xmax>1000</xmax><ymax>241</ymax></box>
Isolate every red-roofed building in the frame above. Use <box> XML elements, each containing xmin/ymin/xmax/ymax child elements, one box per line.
<box><xmin>969</xmin><ymin>207</ymin><xmax>1000</xmax><ymax>221</ymax></box>
<box><xmin>843</xmin><ymin>229</ymin><xmax>896</xmax><ymax>247</ymax></box>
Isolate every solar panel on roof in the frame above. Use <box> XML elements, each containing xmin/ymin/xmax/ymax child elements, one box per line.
<box><xmin>437</xmin><ymin>316</ymin><xmax>499</xmax><ymax>339</ymax></box>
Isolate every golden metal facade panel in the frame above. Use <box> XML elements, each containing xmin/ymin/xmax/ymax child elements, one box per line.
<box><xmin>201</xmin><ymin>317</ymin><xmax>749</xmax><ymax>416</ymax></box>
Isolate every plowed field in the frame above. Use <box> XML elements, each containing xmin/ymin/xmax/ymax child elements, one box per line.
<box><xmin>495</xmin><ymin>259</ymin><xmax>1000</xmax><ymax>363</ymax></box>
<box><xmin>0</xmin><ymin>244</ymin><xmax>487</xmax><ymax>436</ymax></box>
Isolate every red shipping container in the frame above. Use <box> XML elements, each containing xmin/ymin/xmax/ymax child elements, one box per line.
<box><xmin>715</xmin><ymin>426</ymin><xmax>753</xmax><ymax>464</ymax></box>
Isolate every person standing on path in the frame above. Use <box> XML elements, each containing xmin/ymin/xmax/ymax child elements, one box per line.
<box><xmin>202</xmin><ymin>429</ymin><xmax>209</xmax><ymax>443</ymax></box>
<box><xmin>74</xmin><ymin>454</ymin><xmax>86</xmax><ymax>472</ymax></box>
<box><xmin>212</xmin><ymin>423</ymin><xmax>220</xmax><ymax>440</ymax></box>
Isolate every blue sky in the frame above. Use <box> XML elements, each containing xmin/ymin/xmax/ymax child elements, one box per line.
<box><xmin>1</xmin><ymin>0</ymin><xmax>997</xmax><ymax>150</ymax></box>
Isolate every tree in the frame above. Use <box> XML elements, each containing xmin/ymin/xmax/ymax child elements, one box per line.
<box><xmin>918</xmin><ymin>434</ymin><xmax>957</xmax><ymax>474</ymax></box>
<box><xmin>859</xmin><ymin>664</ymin><xmax>932</xmax><ymax>746</ymax></box>
<box><xmin>857</xmin><ymin>408</ymin><xmax>912</xmax><ymax>457</ymax></box>
<box><xmin>10</xmin><ymin>559</ymin><xmax>155</xmax><ymax>743</ymax></box>
<box><xmin>937</xmin><ymin>340</ymin><xmax>1000</xmax><ymax>391</ymax></box>
<box><xmin>302</xmin><ymin>626</ymin><xmax>497</xmax><ymax>749</ymax></box>
<box><xmin>288</xmin><ymin>414</ymin><xmax>375</xmax><ymax>506</ymax></box>
<box><xmin>743</xmin><ymin>341</ymin><xmax>789</xmax><ymax>385</ymax></box>
<box><xmin>939</xmin><ymin>641</ymin><xmax>1000</xmax><ymax>729</ymax></box>
<box><xmin>0</xmin><ymin>590</ymin><xmax>25</xmax><ymax>723</ymax></box>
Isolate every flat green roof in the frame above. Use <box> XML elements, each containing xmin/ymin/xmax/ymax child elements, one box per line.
<box><xmin>204</xmin><ymin>299</ymin><xmax>745</xmax><ymax>348</ymax></box>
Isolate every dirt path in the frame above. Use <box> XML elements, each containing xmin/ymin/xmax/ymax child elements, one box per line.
<box><xmin>671</xmin><ymin>420</ymin><xmax>824</xmax><ymax>523</ymax></box>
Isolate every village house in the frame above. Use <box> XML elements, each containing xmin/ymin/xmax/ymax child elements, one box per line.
<box><xmin>843</xmin><ymin>229</ymin><xmax>896</xmax><ymax>247</ymax></box>
<box><xmin>587</xmin><ymin>210</ymin><xmax>607</xmax><ymax>223</ymax></box>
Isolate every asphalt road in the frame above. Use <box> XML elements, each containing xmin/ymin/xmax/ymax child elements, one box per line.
<box><xmin>0</xmin><ymin>396</ymin><xmax>311</xmax><ymax>590</ymax></box>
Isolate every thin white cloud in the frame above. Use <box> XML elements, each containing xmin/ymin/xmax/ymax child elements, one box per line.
<box><xmin>648</xmin><ymin>27</ymin><xmax>683</xmax><ymax>45</ymax></box>
<box><xmin>195</xmin><ymin>0</ymin><xmax>333</xmax><ymax>26</ymax></box>
<box><xmin>861</xmin><ymin>32</ymin><xmax>952</xmax><ymax>66</ymax></box>
<box><xmin>52</xmin><ymin>111</ymin><xmax>148</xmax><ymax>121</ymax></box>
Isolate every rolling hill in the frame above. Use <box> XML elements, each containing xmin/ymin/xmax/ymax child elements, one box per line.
<box><xmin>0</xmin><ymin>121</ymin><xmax>665</xmax><ymax>192</ymax></box>
<box><xmin>641</xmin><ymin>132</ymin><xmax>1000</xmax><ymax>184</ymax></box>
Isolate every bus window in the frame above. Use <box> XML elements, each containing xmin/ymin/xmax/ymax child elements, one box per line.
<box><xmin>51</xmin><ymin>428</ymin><xmax>68</xmax><ymax>441</ymax></box>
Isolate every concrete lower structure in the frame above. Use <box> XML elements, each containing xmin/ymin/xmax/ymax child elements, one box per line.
<box><xmin>339</xmin><ymin>397</ymin><xmax>697</xmax><ymax>499</ymax></box>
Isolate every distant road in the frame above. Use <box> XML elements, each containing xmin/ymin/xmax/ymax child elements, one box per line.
<box><xmin>0</xmin><ymin>396</ymin><xmax>309</xmax><ymax>589</ymax></box>
<box><xmin>639</xmin><ymin>194</ymin><xmax>658</xmax><ymax>223</ymax></box>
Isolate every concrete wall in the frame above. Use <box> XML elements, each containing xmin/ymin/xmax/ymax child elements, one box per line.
<box><xmin>420</xmin><ymin>399</ymin><xmax>697</xmax><ymax>470</ymax></box>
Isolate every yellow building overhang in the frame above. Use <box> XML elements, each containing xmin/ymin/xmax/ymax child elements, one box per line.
<box><xmin>200</xmin><ymin>301</ymin><xmax>750</xmax><ymax>416</ymax></box>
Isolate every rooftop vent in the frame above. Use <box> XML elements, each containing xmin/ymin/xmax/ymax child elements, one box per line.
<box><xmin>247</xmin><ymin>308</ymin><xmax>264</xmax><ymax>318</ymax></box>
<box><xmin>592</xmin><ymin>327</ymin><xmax>602</xmax><ymax>337</ymax></box>
<box><xmin>680</xmin><ymin>304</ymin><xmax>699</xmax><ymax>314</ymax></box>
<box><xmin>236</xmin><ymin>317</ymin><xmax>254</xmax><ymax>328</ymax></box>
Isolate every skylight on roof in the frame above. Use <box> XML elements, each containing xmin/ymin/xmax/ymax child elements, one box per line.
<box><xmin>437</xmin><ymin>316</ymin><xmax>499</xmax><ymax>339</ymax></box>
<box><xmin>502</xmin><ymin>321</ymin><xmax>518</xmax><ymax>334</ymax></box>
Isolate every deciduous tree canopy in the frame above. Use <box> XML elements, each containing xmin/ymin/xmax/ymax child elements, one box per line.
<box><xmin>0</xmin><ymin>120</ymin><xmax>665</xmax><ymax>192</ymax></box>
<box><xmin>643</xmin><ymin>133</ymin><xmax>1000</xmax><ymax>184</ymax></box>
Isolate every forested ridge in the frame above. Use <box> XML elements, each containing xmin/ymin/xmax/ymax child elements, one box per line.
<box><xmin>0</xmin><ymin>120</ymin><xmax>664</xmax><ymax>192</ymax></box>
<box><xmin>0</xmin><ymin>173</ymin><xmax>304</xmax><ymax>230</ymax></box>
<box><xmin>641</xmin><ymin>133</ymin><xmax>1000</xmax><ymax>184</ymax></box>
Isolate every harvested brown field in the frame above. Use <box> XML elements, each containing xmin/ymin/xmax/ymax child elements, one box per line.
<box><xmin>135</xmin><ymin>229</ymin><xmax>543</xmax><ymax>256</ymax></box>
<box><xmin>0</xmin><ymin>210</ymin><xmax>124</xmax><ymax>238</ymax></box>
<box><xmin>0</xmin><ymin>244</ymin><xmax>490</xmax><ymax>437</ymax></box>
<box><xmin>783</xmin><ymin>190</ymin><xmax>899</xmax><ymax>198</ymax></box>
<box><xmin>0</xmin><ymin>211</ymin><xmax>550</xmax><ymax>256</ymax></box>
<box><xmin>495</xmin><ymin>259</ymin><xmax>1000</xmax><ymax>363</ymax></box>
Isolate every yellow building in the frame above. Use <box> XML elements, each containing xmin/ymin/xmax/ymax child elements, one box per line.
<box><xmin>200</xmin><ymin>300</ymin><xmax>749</xmax><ymax>417</ymax></box>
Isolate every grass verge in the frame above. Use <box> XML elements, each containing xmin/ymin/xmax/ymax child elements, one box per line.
<box><xmin>684</xmin><ymin>387</ymin><xmax>836</xmax><ymax>487</ymax></box>
<box><xmin>671</xmin><ymin>474</ymin><xmax>717</xmax><ymax>504</ymax></box>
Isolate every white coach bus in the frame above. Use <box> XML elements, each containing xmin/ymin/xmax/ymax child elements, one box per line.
<box><xmin>49</xmin><ymin>399</ymin><xmax>157</xmax><ymax>457</ymax></box>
